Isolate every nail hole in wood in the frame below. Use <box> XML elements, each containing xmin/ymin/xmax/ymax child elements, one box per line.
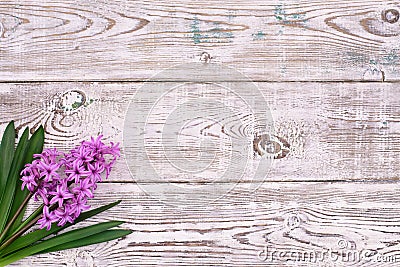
<box><xmin>199</xmin><ymin>52</ymin><xmax>212</xmax><ymax>63</ymax></box>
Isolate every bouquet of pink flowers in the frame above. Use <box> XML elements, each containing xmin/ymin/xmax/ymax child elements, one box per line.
<box><xmin>0</xmin><ymin>121</ymin><xmax>131</xmax><ymax>266</ymax></box>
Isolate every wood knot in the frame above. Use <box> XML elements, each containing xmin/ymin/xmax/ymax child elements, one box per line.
<box><xmin>382</xmin><ymin>9</ymin><xmax>399</xmax><ymax>24</ymax></box>
<box><xmin>0</xmin><ymin>16</ymin><xmax>25</xmax><ymax>39</ymax></box>
<box><xmin>46</xmin><ymin>90</ymin><xmax>87</xmax><ymax>113</ymax></box>
<box><xmin>253</xmin><ymin>133</ymin><xmax>290</xmax><ymax>159</ymax></box>
<box><xmin>285</xmin><ymin>214</ymin><xmax>301</xmax><ymax>230</ymax></box>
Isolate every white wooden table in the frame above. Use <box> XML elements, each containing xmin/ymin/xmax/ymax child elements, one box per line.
<box><xmin>2</xmin><ymin>0</ymin><xmax>400</xmax><ymax>266</ymax></box>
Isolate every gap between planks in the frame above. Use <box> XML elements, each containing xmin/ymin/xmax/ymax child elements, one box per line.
<box><xmin>0</xmin><ymin>80</ymin><xmax>398</xmax><ymax>83</ymax></box>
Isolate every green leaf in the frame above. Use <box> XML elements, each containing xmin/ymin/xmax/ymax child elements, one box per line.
<box><xmin>0</xmin><ymin>200</ymin><xmax>121</xmax><ymax>256</ymax></box>
<box><xmin>0</xmin><ymin>127</ymin><xmax>29</xmax><ymax>240</ymax></box>
<box><xmin>0</xmin><ymin>121</ymin><xmax>15</xmax><ymax>202</ymax></box>
<box><xmin>0</xmin><ymin>221</ymin><xmax>124</xmax><ymax>266</ymax></box>
<box><xmin>37</xmin><ymin>229</ymin><xmax>132</xmax><ymax>254</ymax></box>
<box><xmin>7</xmin><ymin>126</ymin><xmax>44</xmax><ymax>234</ymax></box>
<box><xmin>23</xmin><ymin>126</ymin><xmax>44</xmax><ymax>165</ymax></box>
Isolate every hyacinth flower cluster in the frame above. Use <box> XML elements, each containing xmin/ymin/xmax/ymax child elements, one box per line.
<box><xmin>0</xmin><ymin>122</ymin><xmax>131</xmax><ymax>266</ymax></box>
<box><xmin>20</xmin><ymin>136</ymin><xmax>120</xmax><ymax>230</ymax></box>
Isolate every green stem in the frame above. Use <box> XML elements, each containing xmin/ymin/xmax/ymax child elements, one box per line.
<box><xmin>5</xmin><ymin>203</ymin><xmax>44</xmax><ymax>241</ymax></box>
<box><xmin>0</xmin><ymin>192</ymin><xmax>32</xmax><ymax>243</ymax></box>
<box><xmin>0</xmin><ymin>214</ymin><xmax>40</xmax><ymax>252</ymax></box>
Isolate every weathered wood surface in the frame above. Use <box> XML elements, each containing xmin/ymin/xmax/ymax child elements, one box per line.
<box><xmin>0</xmin><ymin>82</ymin><xmax>399</xmax><ymax>182</ymax></box>
<box><xmin>2</xmin><ymin>0</ymin><xmax>400</xmax><ymax>266</ymax></box>
<box><xmin>9</xmin><ymin>182</ymin><xmax>400</xmax><ymax>266</ymax></box>
<box><xmin>0</xmin><ymin>0</ymin><xmax>400</xmax><ymax>81</ymax></box>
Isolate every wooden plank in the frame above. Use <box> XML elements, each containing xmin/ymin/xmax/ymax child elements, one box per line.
<box><xmin>0</xmin><ymin>82</ymin><xmax>399</xmax><ymax>182</ymax></box>
<box><xmin>10</xmin><ymin>182</ymin><xmax>400</xmax><ymax>266</ymax></box>
<box><xmin>0</xmin><ymin>0</ymin><xmax>399</xmax><ymax>81</ymax></box>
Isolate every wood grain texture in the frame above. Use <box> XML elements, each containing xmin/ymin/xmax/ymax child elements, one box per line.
<box><xmin>0</xmin><ymin>0</ymin><xmax>400</xmax><ymax>81</ymax></box>
<box><xmin>1</xmin><ymin>1</ymin><xmax>399</xmax><ymax>265</ymax></box>
<box><xmin>9</xmin><ymin>182</ymin><xmax>400</xmax><ymax>266</ymax></box>
<box><xmin>0</xmin><ymin>82</ymin><xmax>399</xmax><ymax>182</ymax></box>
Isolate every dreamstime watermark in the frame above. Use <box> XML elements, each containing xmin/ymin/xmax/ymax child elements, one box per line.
<box><xmin>123</xmin><ymin>63</ymin><xmax>274</xmax><ymax>207</ymax></box>
<box><xmin>257</xmin><ymin>239</ymin><xmax>399</xmax><ymax>264</ymax></box>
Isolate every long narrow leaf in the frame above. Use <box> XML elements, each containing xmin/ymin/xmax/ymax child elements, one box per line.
<box><xmin>0</xmin><ymin>200</ymin><xmax>121</xmax><ymax>256</ymax></box>
<box><xmin>0</xmin><ymin>121</ymin><xmax>15</xmax><ymax>202</ymax></box>
<box><xmin>0</xmin><ymin>221</ymin><xmax>123</xmax><ymax>266</ymax></box>
<box><xmin>37</xmin><ymin>229</ymin><xmax>132</xmax><ymax>254</ymax></box>
<box><xmin>23</xmin><ymin>126</ymin><xmax>44</xmax><ymax>166</ymax></box>
<box><xmin>0</xmin><ymin>127</ymin><xmax>29</xmax><ymax>240</ymax></box>
<box><xmin>7</xmin><ymin>126</ymin><xmax>44</xmax><ymax>234</ymax></box>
